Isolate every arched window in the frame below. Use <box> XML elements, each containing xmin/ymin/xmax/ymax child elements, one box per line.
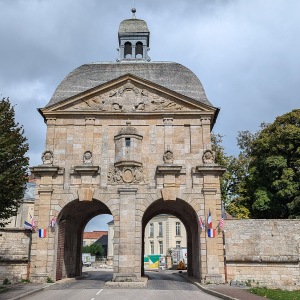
<box><xmin>135</xmin><ymin>42</ymin><xmax>143</xmax><ymax>58</ymax></box>
<box><xmin>124</xmin><ymin>42</ymin><xmax>132</xmax><ymax>58</ymax></box>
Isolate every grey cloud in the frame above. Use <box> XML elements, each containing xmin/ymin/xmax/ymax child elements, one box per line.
<box><xmin>1</xmin><ymin>0</ymin><xmax>299</xmax><ymax>161</ymax></box>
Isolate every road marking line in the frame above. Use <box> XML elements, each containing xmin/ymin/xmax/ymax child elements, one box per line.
<box><xmin>96</xmin><ymin>289</ymin><xmax>103</xmax><ymax>295</ymax></box>
<box><xmin>91</xmin><ymin>298</ymin><xmax>95</xmax><ymax>300</ymax></box>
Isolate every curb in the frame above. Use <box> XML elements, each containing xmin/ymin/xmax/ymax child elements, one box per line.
<box><xmin>178</xmin><ymin>274</ymin><xmax>239</xmax><ymax>300</ymax></box>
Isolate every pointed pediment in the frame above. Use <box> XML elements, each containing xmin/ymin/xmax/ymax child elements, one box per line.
<box><xmin>42</xmin><ymin>75</ymin><xmax>215</xmax><ymax>114</ymax></box>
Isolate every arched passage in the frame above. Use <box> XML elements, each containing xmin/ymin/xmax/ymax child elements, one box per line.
<box><xmin>55</xmin><ymin>199</ymin><xmax>112</xmax><ymax>281</ymax></box>
<box><xmin>142</xmin><ymin>198</ymin><xmax>201</xmax><ymax>280</ymax></box>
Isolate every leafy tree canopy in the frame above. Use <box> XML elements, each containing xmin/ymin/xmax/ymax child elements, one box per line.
<box><xmin>212</xmin><ymin>133</ymin><xmax>250</xmax><ymax>218</ymax></box>
<box><xmin>82</xmin><ymin>243</ymin><xmax>105</xmax><ymax>257</ymax></box>
<box><xmin>0</xmin><ymin>97</ymin><xmax>29</xmax><ymax>227</ymax></box>
<box><xmin>245</xmin><ymin>109</ymin><xmax>300</xmax><ymax>218</ymax></box>
<box><xmin>214</xmin><ymin>109</ymin><xmax>300</xmax><ymax>219</ymax></box>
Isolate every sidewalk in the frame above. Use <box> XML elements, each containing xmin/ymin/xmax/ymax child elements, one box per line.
<box><xmin>0</xmin><ymin>282</ymin><xmax>54</xmax><ymax>300</ymax></box>
<box><xmin>183</xmin><ymin>275</ymin><xmax>268</xmax><ymax>300</ymax></box>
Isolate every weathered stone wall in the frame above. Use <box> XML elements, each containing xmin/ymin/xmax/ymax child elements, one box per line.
<box><xmin>225</xmin><ymin>219</ymin><xmax>300</xmax><ymax>290</ymax></box>
<box><xmin>0</xmin><ymin>228</ymin><xmax>31</xmax><ymax>283</ymax></box>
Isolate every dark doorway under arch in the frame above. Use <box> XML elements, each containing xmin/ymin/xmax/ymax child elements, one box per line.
<box><xmin>142</xmin><ymin>198</ymin><xmax>201</xmax><ymax>280</ymax></box>
<box><xmin>56</xmin><ymin>199</ymin><xmax>112</xmax><ymax>281</ymax></box>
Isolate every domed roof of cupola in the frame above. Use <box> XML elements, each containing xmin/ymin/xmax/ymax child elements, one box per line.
<box><xmin>119</xmin><ymin>18</ymin><xmax>149</xmax><ymax>34</ymax></box>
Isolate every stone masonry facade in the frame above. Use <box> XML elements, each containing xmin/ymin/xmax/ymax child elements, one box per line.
<box><xmin>225</xmin><ymin>219</ymin><xmax>300</xmax><ymax>290</ymax></box>
<box><xmin>29</xmin><ymin>76</ymin><xmax>225</xmax><ymax>283</ymax></box>
<box><xmin>0</xmin><ymin>229</ymin><xmax>31</xmax><ymax>283</ymax></box>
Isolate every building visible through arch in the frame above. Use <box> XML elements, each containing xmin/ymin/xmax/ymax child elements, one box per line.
<box><xmin>30</xmin><ymin>8</ymin><xmax>225</xmax><ymax>284</ymax></box>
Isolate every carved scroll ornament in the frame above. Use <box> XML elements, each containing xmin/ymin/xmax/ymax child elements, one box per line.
<box><xmin>107</xmin><ymin>165</ymin><xmax>147</xmax><ymax>184</ymax></box>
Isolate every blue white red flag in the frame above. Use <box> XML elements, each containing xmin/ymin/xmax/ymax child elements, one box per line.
<box><xmin>38</xmin><ymin>229</ymin><xmax>46</xmax><ymax>238</ymax></box>
<box><xmin>24</xmin><ymin>221</ymin><xmax>32</xmax><ymax>230</ymax></box>
<box><xmin>218</xmin><ymin>216</ymin><xmax>224</xmax><ymax>229</ymax></box>
<box><xmin>207</xmin><ymin>228</ymin><xmax>216</xmax><ymax>238</ymax></box>
<box><xmin>199</xmin><ymin>217</ymin><xmax>205</xmax><ymax>230</ymax></box>
<box><xmin>30</xmin><ymin>214</ymin><xmax>37</xmax><ymax>230</ymax></box>
<box><xmin>207</xmin><ymin>210</ymin><xmax>213</xmax><ymax>229</ymax></box>
<box><xmin>49</xmin><ymin>217</ymin><xmax>56</xmax><ymax>228</ymax></box>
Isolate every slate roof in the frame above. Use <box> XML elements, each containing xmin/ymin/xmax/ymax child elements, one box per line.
<box><xmin>46</xmin><ymin>61</ymin><xmax>212</xmax><ymax>107</ymax></box>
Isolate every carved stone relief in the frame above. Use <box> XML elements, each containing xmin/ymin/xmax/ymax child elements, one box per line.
<box><xmin>66</xmin><ymin>80</ymin><xmax>189</xmax><ymax>112</ymax></box>
<box><xmin>83</xmin><ymin>151</ymin><xmax>92</xmax><ymax>164</ymax></box>
<box><xmin>107</xmin><ymin>165</ymin><xmax>147</xmax><ymax>184</ymax></box>
<box><xmin>163</xmin><ymin>150</ymin><xmax>174</xmax><ymax>164</ymax></box>
<box><xmin>42</xmin><ymin>150</ymin><xmax>53</xmax><ymax>165</ymax></box>
<box><xmin>202</xmin><ymin>150</ymin><xmax>215</xmax><ymax>165</ymax></box>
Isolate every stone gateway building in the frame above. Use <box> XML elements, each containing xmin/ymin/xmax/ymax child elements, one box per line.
<box><xmin>30</xmin><ymin>10</ymin><xmax>226</xmax><ymax>284</ymax></box>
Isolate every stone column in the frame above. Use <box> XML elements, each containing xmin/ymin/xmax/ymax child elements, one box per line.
<box><xmin>119</xmin><ymin>45</ymin><xmax>124</xmax><ymax>60</ymax></box>
<box><xmin>131</xmin><ymin>44</ymin><xmax>136</xmax><ymax>58</ymax></box>
<box><xmin>113</xmin><ymin>187</ymin><xmax>141</xmax><ymax>282</ymax></box>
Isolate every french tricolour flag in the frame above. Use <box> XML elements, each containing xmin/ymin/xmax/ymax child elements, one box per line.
<box><xmin>207</xmin><ymin>210</ymin><xmax>213</xmax><ymax>229</ymax></box>
<box><xmin>207</xmin><ymin>228</ymin><xmax>216</xmax><ymax>238</ymax></box>
<box><xmin>38</xmin><ymin>229</ymin><xmax>47</xmax><ymax>238</ymax></box>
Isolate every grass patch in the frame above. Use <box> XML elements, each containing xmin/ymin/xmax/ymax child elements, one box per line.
<box><xmin>0</xmin><ymin>286</ymin><xmax>8</xmax><ymax>293</ymax></box>
<box><xmin>250</xmin><ymin>287</ymin><xmax>300</xmax><ymax>300</ymax></box>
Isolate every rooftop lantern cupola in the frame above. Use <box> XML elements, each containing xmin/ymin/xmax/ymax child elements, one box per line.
<box><xmin>117</xmin><ymin>8</ymin><xmax>151</xmax><ymax>62</ymax></box>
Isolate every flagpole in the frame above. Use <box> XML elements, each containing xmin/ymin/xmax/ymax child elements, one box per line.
<box><xmin>222</xmin><ymin>230</ymin><xmax>228</xmax><ymax>283</ymax></box>
<box><xmin>26</xmin><ymin>230</ymin><xmax>33</xmax><ymax>280</ymax></box>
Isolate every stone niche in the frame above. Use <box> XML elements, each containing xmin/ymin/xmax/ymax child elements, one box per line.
<box><xmin>108</xmin><ymin>123</ymin><xmax>145</xmax><ymax>185</ymax></box>
<box><xmin>114</xmin><ymin>122</ymin><xmax>143</xmax><ymax>166</ymax></box>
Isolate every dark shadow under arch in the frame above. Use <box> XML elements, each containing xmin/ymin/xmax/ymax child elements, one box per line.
<box><xmin>142</xmin><ymin>198</ymin><xmax>201</xmax><ymax>280</ymax></box>
<box><xmin>56</xmin><ymin>199</ymin><xmax>111</xmax><ymax>280</ymax></box>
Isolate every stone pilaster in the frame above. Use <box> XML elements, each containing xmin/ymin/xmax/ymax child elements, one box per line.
<box><xmin>163</xmin><ymin>117</ymin><xmax>173</xmax><ymax>150</ymax></box>
<box><xmin>29</xmin><ymin>165</ymin><xmax>63</xmax><ymax>283</ymax></box>
<box><xmin>201</xmin><ymin>117</ymin><xmax>211</xmax><ymax>149</ymax></box>
<box><xmin>113</xmin><ymin>187</ymin><xmax>141</xmax><ymax>282</ymax></box>
<box><xmin>197</xmin><ymin>165</ymin><xmax>225</xmax><ymax>283</ymax></box>
<box><xmin>45</xmin><ymin>118</ymin><xmax>56</xmax><ymax>151</ymax></box>
<box><xmin>30</xmin><ymin>187</ymin><xmax>54</xmax><ymax>282</ymax></box>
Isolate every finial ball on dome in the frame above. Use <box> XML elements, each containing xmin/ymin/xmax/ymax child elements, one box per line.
<box><xmin>132</xmin><ymin>8</ymin><xmax>136</xmax><ymax>14</ymax></box>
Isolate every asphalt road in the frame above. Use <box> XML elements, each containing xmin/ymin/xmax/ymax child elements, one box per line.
<box><xmin>22</xmin><ymin>269</ymin><xmax>221</xmax><ymax>300</ymax></box>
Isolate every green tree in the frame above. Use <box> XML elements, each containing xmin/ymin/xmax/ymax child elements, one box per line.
<box><xmin>0</xmin><ymin>98</ymin><xmax>29</xmax><ymax>227</ymax></box>
<box><xmin>212</xmin><ymin>133</ymin><xmax>250</xmax><ymax>218</ymax></box>
<box><xmin>82</xmin><ymin>243</ymin><xmax>105</xmax><ymax>257</ymax></box>
<box><xmin>213</xmin><ymin>110</ymin><xmax>300</xmax><ymax>219</ymax></box>
<box><xmin>90</xmin><ymin>243</ymin><xmax>104</xmax><ymax>257</ymax></box>
<box><xmin>243</xmin><ymin>110</ymin><xmax>300</xmax><ymax>218</ymax></box>
<box><xmin>82</xmin><ymin>245</ymin><xmax>90</xmax><ymax>253</ymax></box>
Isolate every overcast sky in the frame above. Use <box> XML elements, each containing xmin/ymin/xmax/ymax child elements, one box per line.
<box><xmin>1</xmin><ymin>0</ymin><xmax>299</xmax><ymax>231</ymax></box>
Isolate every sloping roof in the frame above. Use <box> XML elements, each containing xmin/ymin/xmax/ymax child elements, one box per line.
<box><xmin>45</xmin><ymin>61</ymin><xmax>212</xmax><ymax>108</ymax></box>
<box><xmin>83</xmin><ymin>231</ymin><xmax>108</xmax><ymax>240</ymax></box>
<box><xmin>96</xmin><ymin>235</ymin><xmax>108</xmax><ymax>246</ymax></box>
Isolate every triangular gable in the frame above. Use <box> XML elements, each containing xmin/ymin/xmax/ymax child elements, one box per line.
<box><xmin>41</xmin><ymin>74</ymin><xmax>217</xmax><ymax>115</ymax></box>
